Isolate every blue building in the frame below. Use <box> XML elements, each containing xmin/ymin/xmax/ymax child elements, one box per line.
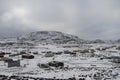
<box><xmin>8</xmin><ymin>60</ymin><xmax>20</xmax><ymax>67</ymax></box>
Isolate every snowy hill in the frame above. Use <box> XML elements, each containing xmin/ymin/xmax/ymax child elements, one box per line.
<box><xmin>18</xmin><ymin>31</ymin><xmax>86</xmax><ymax>44</ymax></box>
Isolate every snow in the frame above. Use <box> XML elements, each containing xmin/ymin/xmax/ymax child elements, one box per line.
<box><xmin>0</xmin><ymin>32</ymin><xmax>120</xmax><ymax>79</ymax></box>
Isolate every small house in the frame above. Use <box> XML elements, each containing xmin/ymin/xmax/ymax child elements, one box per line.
<box><xmin>4</xmin><ymin>58</ymin><xmax>13</xmax><ymax>63</ymax></box>
<box><xmin>22</xmin><ymin>54</ymin><xmax>34</xmax><ymax>59</ymax></box>
<box><xmin>44</xmin><ymin>53</ymin><xmax>54</xmax><ymax>57</ymax></box>
<box><xmin>0</xmin><ymin>57</ymin><xmax>13</xmax><ymax>62</ymax></box>
<box><xmin>0</xmin><ymin>52</ymin><xmax>5</xmax><ymax>57</ymax></box>
<box><xmin>110</xmin><ymin>56</ymin><xmax>120</xmax><ymax>63</ymax></box>
<box><xmin>8</xmin><ymin>60</ymin><xmax>20</xmax><ymax>67</ymax></box>
<box><xmin>48</xmin><ymin>61</ymin><xmax>64</xmax><ymax>67</ymax></box>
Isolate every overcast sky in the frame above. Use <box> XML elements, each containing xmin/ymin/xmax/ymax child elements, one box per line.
<box><xmin>0</xmin><ymin>0</ymin><xmax>120</xmax><ymax>40</ymax></box>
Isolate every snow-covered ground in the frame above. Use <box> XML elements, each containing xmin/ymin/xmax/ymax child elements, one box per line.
<box><xmin>0</xmin><ymin>43</ymin><xmax>120</xmax><ymax>80</ymax></box>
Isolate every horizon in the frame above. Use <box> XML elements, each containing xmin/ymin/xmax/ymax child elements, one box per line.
<box><xmin>0</xmin><ymin>30</ymin><xmax>120</xmax><ymax>41</ymax></box>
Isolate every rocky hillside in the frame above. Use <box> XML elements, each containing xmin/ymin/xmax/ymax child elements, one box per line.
<box><xmin>18</xmin><ymin>31</ymin><xmax>86</xmax><ymax>44</ymax></box>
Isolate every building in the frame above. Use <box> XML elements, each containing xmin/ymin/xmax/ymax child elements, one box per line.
<box><xmin>8</xmin><ymin>60</ymin><xmax>20</xmax><ymax>67</ymax></box>
<box><xmin>0</xmin><ymin>52</ymin><xmax>5</xmax><ymax>57</ymax></box>
<box><xmin>110</xmin><ymin>56</ymin><xmax>120</xmax><ymax>63</ymax></box>
<box><xmin>22</xmin><ymin>54</ymin><xmax>34</xmax><ymax>59</ymax></box>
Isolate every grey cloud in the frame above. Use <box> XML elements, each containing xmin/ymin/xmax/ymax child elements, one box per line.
<box><xmin>0</xmin><ymin>0</ymin><xmax>120</xmax><ymax>40</ymax></box>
